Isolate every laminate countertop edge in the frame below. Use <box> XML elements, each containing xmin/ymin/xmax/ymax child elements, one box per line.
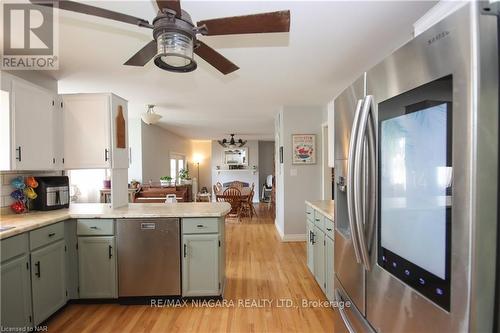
<box><xmin>305</xmin><ymin>200</ymin><xmax>335</xmax><ymax>221</ymax></box>
<box><xmin>0</xmin><ymin>203</ymin><xmax>231</xmax><ymax>240</ymax></box>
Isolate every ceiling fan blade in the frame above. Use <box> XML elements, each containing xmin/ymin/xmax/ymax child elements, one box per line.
<box><xmin>194</xmin><ymin>41</ymin><xmax>239</xmax><ymax>75</ymax></box>
<box><xmin>30</xmin><ymin>0</ymin><xmax>150</xmax><ymax>27</ymax></box>
<box><xmin>124</xmin><ymin>40</ymin><xmax>157</xmax><ymax>66</ymax></box>
<box><xmin>156</xmin><ymin>0</ymin><xmax>182</xmax><ymax>18</ymax></box>
<box><xmin>197</xmin><ymin>10</ymin><xmax>290</xmax><ymax>36</ymax></box>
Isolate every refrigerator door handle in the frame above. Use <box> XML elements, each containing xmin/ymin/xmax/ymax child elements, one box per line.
<box><xmin>335</xmin><ymin>289</ymin><xmax>356</xmax><ymax>333</ymax></box>
<box><xmin>354</xmin><ymin>95</ymin><xmax>376</xmax><ymax>271</ymax></box>
<box><xmin>347</xmin><ymin>98</ymin><xmax>364</xmax><ymax>264</ymax></box>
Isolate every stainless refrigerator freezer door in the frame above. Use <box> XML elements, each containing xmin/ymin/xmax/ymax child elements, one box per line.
<box><xmin>334</xmin><ymin>159</ymin><xmax>365</xmax><ymax>316</ymax></box>
<box><xmin>334</xmin><ymin>74</ymin><xmax>366</xmax><ymax>161</ymax></box>
<box><xmin>365</xmin><ymin>3</ymin><xmax>498</xmax><ymax>333</ymax></box>
<box><xmin>117</xmin><ymin>218</ymin><xmax>181</xmax><ymax>296</ymax></box>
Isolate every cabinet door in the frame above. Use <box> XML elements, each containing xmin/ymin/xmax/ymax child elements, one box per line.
<box><xmin>31</xmin><ymin>240</ymin><xmax>66</xmax><ymax>325</ymax></box>
<box><xmin>78</xmin><ymin>236</ymin><xmax>117</xmax><ymax>299</ymax></box>
<box><xmin>53</xmin><ymin>96</ymin><xmax>64</xmax><ymax>169</ymax></box>
<box><xmin>110</xmin><ymin>95</ymin><xmax>128</xmax><ymax>169</ymax></box>
<box><xmin>325</xmin><ymin>236</ymin><xmax>335</xmax><ymax>301</ymax></box>
<box><xmin>313</xmin><ymin>226</ymin><xmax>325</xmax><ymax>292</ymax></box>
<box><xmin>182</xmin><ymin>234</ymin><xmax>219</xmax><ymax>296</ymax></box>
<box><xmin>306</xmin><ymin>220</ymin><xmax>314</xmax><ymax>273</ymax></box>
<box><xmin>1</xmin><ymin>255</ymin><xmax>32</xmax><ymax>328</ymax></box>
<box><xmin>63</xmin><ymin>94</ymin><xmax>110</xmax><ymax>169</ymax></box>
<box><xmin>12</xmin><ymin>79</ymin><xmax>54</xmax><ymax>170</ymax></box>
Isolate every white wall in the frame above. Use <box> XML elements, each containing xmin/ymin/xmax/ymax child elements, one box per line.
<box><xmin>275</xmin><ymin>106</ymin><xmax>325</xmax><ymax>240</ymax></box>
<box><xmin>211</xmin><ymin>140</ymin><xmax>260</xmax><ymax>202</ymax></box>
<box><xmin>258</xmin><ymin>141</ymin><xmax>274</xmax><ymax>193</ymax></box>
<box><xmin>141</xmin><ymin>123</ymin><xmax>191</xmax><ymax>183</ymax></box>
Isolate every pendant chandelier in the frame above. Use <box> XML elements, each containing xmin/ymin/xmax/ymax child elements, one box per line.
<box><xmin>218</xmin><ymin>134</ymin><xmax>247</xmax><ymax>148</ymax></box>
<box><xmin>141</xmin><ymin>104</ymin><xmax>162</xmax><ymax>125</ymax></box>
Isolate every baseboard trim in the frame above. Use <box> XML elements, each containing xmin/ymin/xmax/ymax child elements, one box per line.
<box><xmin>274</xmin><ymin>220</ymin><xmax>306</xmax><ymax>242</ymax></box>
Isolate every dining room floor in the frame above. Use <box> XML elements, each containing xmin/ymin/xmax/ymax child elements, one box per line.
<box><xmin>44</xmin><ymin>204</ymin><xmax>334</xmax><ymax>332</ymax></box>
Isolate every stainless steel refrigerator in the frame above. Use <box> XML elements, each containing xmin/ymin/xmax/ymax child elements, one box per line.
<box><xmin>333</xmin><ymin>3</ymin><xmax>498</xmax><ymax>332</ymax></box>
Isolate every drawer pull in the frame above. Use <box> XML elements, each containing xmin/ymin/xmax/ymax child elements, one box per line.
<box><xmin>326</xmin><ymin>228</ymin><xmax>332</xmax><ymax>231</ymax></box>
<box><xmin>90</xmin><ymin>226</ymin><xmax>99</xmax><ymax>230</ymax></box>
<box><xmin>196</xmin><ymin>224</ymin><xmax>206</xmax><ymax>228</ymax></box>
<box><xmin>306</xmin><ymin>212</ymin><xmax>311</xmax><ymax>215</ymax></box>
<box><xmin>315</xmin><ymin>218</ymin><xmax>320</xmax><ymax>222</ymax></box>
<box><xmin>48</xmin><ymin>233</ymin><xmax>56</xmax><ymax>237</ymax></box>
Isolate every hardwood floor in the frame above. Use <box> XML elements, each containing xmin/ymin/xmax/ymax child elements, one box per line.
<box><xmin>45</xmin><ymin>204</ymin><xmax>334</xmax><ymax>332</ymax></box>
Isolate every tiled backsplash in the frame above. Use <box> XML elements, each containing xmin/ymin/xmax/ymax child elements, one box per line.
<box><xmin>0</xmin><ymin>171</ymin><xmax>63</xmax><ymax>208</ymax></box>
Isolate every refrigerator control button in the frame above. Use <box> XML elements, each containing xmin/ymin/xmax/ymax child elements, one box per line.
<box><xmin>382</xmin><ymin>255</ymin><xmax>387</xmax><ymax>262</ymax></box>
<box><xmin>418</xmin><ymin>278</ymin><xmax>426</xmax><ymax>285</ymax></box>
<box><xmin>392</xmin><ymin>262</ymin><xmax>397</xmax><ymax>268</ymax></box>
<box><xmin>436</xmin><ymin>288</ymin><xmax>444</xmax><ymax>296</ymax></box>
<box><xmin>404</xmin><ymin>269</ymin><xmax>410</xmax><ymax>276</ymax></box>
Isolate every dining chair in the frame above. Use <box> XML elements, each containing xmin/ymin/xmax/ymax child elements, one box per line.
<box><xmin>241</xmin><ymin>188</ymin><xmax>258</xmax><ymax>218</ymax></box>
<box><xmin>232</xmin><ymin>181</ymin><xmax>244</xmax><ymax>189</ymax></box>
<box><xmin>222</xmin><ymin>187</ymin><xmax>243</xmax><ymax>221</ymax></box>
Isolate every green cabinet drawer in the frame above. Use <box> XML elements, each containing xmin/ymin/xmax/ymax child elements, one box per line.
<box><xmin>313</xmin><ymin>211</ymin><xmax>325</xmax><ymax>232</ymax></box>
<box><xmin>324</xmin><ymin>218</ymin><xmax>334</xmax><ymax>239</ymax></box>
<box><xmin>1</xmin><ymin>233</ymin><xmax>29</xmax><ymax>263</ymax></box>
<box><xmin>182</xmin><ymin>218</ymin><xmax>219</xmax><ymax>234</ymax></box>
<box><xmin>77</xmin><ymin>219</ymin><xmax>114</xmax><ymax>236</ymax></box>
<box><xmin>29</xmin><ymin>222</ymin><xmax>64</xmax><ymax>251</ymax></box>
<box><xmin>306</xmin><ymin>204</ymin><xmax>314</xmax><ymax>221</ymax></box>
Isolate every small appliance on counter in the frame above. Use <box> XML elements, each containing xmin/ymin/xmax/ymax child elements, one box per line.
<box><xmin>33</xmin><ymin>176</ymin><xmax>70</xmax><ymax>211</ymax></box>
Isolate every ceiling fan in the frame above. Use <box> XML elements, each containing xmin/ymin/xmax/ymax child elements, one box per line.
<box><xmin>30</xmin><ymin>0</ymin><xmax>290</xmax><ymax>75</ymax></box>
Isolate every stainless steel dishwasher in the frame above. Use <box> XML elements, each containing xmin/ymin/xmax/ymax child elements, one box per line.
<box><xmin>117</xmin><ymin>218</ymin><xmax>180</xmax><ymax>296</ymax></box>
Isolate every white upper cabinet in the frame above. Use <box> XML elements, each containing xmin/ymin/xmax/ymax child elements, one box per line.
<box><xmin>62</xmin><ymin>93</ymin><xmax>128</xmax><ymax>169</ymax></box>
<box><xmin>0</xmin><ymin>73</ymin><xmax>58</xmax><ymax>171</ymax></box>
<box><xmin>327</xmin><ymin>99</ymin><xmax>335</xmax><ymax>168</ymax></box>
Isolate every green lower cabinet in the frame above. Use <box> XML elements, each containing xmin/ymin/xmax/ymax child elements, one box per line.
<box><xmin>313</xmin><ymin>226</ymin><xmax>325</xmax><ymax>292</ymax></box>
<box><xmin>182</xmin><ymin>234</ymin><xmax>220</xmax><ymax>296</ymax></box>
<box><xmin>325</xmin><ymin>236</ymin><xmax>334</xmax><ymax>301</ymax></box>
<box><xmin>31</xmin><ymin>240</ymin><xmax>66</xmax><ymax>325</ymax></box>
<box><xmin>306</xmin><ymin>220</ymin><xmax>314</xmax><ymax>273</ymax></box>
<box><xmin>78</xmin><ymin>236</ymin><xmax>117</xmax><ymax>299</ymax></box>
<box><xmin>1</xmin><ymin>255</ymin><xmax>32</xmax><ymax>328</ymax></box>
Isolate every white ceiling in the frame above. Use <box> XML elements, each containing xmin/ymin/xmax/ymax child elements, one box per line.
<box><xmin>41</xmin><ymin>0</ymin><xmax>434</xmax><ymax>140</ymax></box>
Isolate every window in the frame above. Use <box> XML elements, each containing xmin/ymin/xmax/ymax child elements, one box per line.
<box><xmin>170</xmin><ymin>153</ymin><xmax>186</xmax><ymax>184</ymax></box>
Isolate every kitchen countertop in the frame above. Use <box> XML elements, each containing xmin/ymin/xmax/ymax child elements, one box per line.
<box><xmin>305</xmin><ymin>200</ymin><xmax>335</xmax><ymax>221</ymax></box>
<box><xmin>0</xmin><ymin>202</ymin><xmax>231</xmax><ymax>239</ymax></box>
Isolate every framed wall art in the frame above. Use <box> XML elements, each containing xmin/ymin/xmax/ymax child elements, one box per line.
<box><xmin>292</xmin><ymin>134</ymin><xmax>316</xmax><ymax>164</ymax></box>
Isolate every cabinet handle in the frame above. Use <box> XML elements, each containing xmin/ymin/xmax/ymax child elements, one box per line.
<box><xmin>48</xmin><ymin>232</ymin><xmax>55</xmax><ymax>237</ymax></box>
<box><xmin>183</xmin><ymin>244</ymin><xmax>187</xmax><ymax>258</ymax></box>
<box><xmin>311</xmin><ymin>232</ymin><xmax>316</xmax><ymax>245</ymax></box>
<box><xmin>306</xmin><ymin>212</ymin><xmax>311</xmax><ymax>215</ymax></box>
<box><xmin>108</xmin><ymin>245</ymin><xmax>112</xmax><ymax>259</ymax></box>
<box><xmin>309</xmin><ymin>230</ymin><xmax>313</xmax><ymax>243</ymax></box>
<box><xmin>16</xmin><ymin>146</ymin><xmax>22</xmax><ymax>161</ymax></box>
<box><xmin>326</xmin><ymin>228</ymin><xmax>332</xmax><ymax>231</ymax></box>
<box><xmin>104</xmin><ymin>148</ymin><xmax>109</xmax><ymax>162</ymax></box>
<box><xmin>315</xmin><ymin>218</ymin><xmax>320</xmax><ymax>222</ymax></box>
<box><xmin>35</xmin><ymin>261</ymin><xmax>41</xmax><ymax>278</ymax></box>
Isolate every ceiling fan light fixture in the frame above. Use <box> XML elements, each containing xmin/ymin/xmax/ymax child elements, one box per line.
<box><xmin>141</xmin><ymin>104</ymin><xmax>162</xmax><ymax>125</ymax></box>
<box><xmin>154</xmin><ymin>31</ymin><xmax>197</xmax><ymax>72</ymax></box>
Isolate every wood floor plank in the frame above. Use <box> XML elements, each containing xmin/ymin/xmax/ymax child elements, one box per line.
<box><xmin>45</xmin><ymin>204</ymin><xmax>335</xmax><ymax>332</ymax></box>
